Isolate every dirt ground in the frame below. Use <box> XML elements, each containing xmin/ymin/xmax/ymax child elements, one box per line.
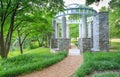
<box><xmin>19</xmin><ymin>55</ymin><xmax>83</xmax><ymax>77</ymax></box>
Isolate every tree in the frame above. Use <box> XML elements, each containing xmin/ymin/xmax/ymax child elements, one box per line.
<box><xmin>17</xmin><ymin>26</ymin><xmax>30</xmax><ymax>54</ymax></box>
<box><xmin>86</xmin><ymin>0</ymin><xmax>101</xmax><ymax>5</ymax></box>
<box><xmin>109</xmin><ymin>0</ymin><xmax>120</xmax><ymax>37</ymax></box>
<box><xmin>99</xmin><ymin>6</ymin><xmax>108</xmax><ymax>12</ymax></box>
<box><xmin>0</xmin><ymin>0</ymin><xmax>64</xmax><ymax>59</ymax></box>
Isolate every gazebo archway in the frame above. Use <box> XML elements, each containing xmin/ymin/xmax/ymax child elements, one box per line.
<box><xmin>50</xmin><ymin>4</ymin><xmax>109</xmax><ymax>53</ymax></box>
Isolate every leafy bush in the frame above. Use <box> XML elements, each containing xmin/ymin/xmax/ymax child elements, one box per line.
<box><xmin>0</xmin><ymin>48</ymin><xmax>67</xmax><ymax>77</ymax></box>
<box><xmin>75</xmin><ymin>52</ymin><xmax>120</xmax><ymax>77</ymax></box>
<box><xmin>29</xmin><ymin>41</ymin><xmax>39</xmax><ymax>49</ymax></box>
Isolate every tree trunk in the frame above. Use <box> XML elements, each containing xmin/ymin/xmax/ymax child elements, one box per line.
<box><xmin>20</xmin><ymin>43</ymin><xmax>23</xmax><ymax>54</ymax></box>
<box><xmin>17</xmin><ymin>30</ymin><xmax>23</xmax><ymax>54</ymax></box>
<box><xmin>0</xmin><ymin>33</ymin><xmax>2</xmax><ymax>55</ymax></box>
<box><xmin>37</xmin><ymin>38</ymin><xmax>41</xmax><ymax>47</ymax></box>
<box><xmin>0</xmin><ymin>29</ymin><xmax>8</xmax><ymax>59</ymax></box>
<box><xmin>0</xmin><ymin>37</ymin><xmax>8</xmax><ymax>59</ymax></box>
<box><xmin>37</xmin><ymin>37</ymin><xmax>43</xmax><ymax>47</ymax></box>
<box><xmin>17</xmin><ymin>30</ymin><xmax>29</xmax><ymax>54</ymax></box>
<box><xmin>0</xmin><ymin>1</ymin><xmax>20</xmax><ymax>59</ymax></box>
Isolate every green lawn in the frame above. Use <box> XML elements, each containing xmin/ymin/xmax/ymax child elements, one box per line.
<box><xmin>75</xmin><ymin>38</ymin><xmax>120</xmax><ymax>77</ymax></box>
<box><xmin>0</xmin><ymin>48</ymin><xmax>67</xmax><ymax>77</ymax></box>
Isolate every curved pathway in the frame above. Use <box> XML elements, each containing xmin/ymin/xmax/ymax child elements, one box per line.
<box><xmin>19</xmin><ymin>55</ymin><xmax>83</xmax><ymax>77</ymax></box>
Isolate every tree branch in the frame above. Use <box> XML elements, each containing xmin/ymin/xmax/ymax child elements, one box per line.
<box><xmin>22</xmin><ymin>33</ymin><xmax>29</xmax><ymax>45</ymax></box>
<box><xmin>13</xmin><ymin>20</ymin><xmax>23</xmax><ymax>31</ymax></box>
<box><xmin>0</xmin><ymin>0</ymin><xmax>3</xmax><ymax>9</ymax></box>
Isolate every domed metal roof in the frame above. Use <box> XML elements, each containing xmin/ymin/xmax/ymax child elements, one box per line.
<box><xmin>55</xmin><ymin>4</ymin><xmax>97</xmax><ymax>18</ymax></box>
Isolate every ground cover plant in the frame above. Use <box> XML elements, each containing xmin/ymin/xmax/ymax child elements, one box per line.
<box><xmin>92</xmin><ymin>71</ymin><xmax>120</xmax><ymax>77</ymax></box>
<box><xmin>74</xmin><ymin>38</ymin><xmax>120</xmax><ymax>77</ymax></box>
<box><xmin>75</xmin><ymin>52</ymin><xmax>120</xmax><ymax>77</ymax></box>
<box><xmin>0</xmin><ymin>48</ymin><xmax>67</xmax><ymax>77</ymax></box>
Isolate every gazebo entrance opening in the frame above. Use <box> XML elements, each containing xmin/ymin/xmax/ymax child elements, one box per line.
<box><xmin>50</xmin><ymin>4</ymin><xmax>109</xmax><ymax>54</ymax></box>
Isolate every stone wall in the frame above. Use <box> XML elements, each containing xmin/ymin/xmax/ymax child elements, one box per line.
<box><xmin>50</xmin><ymin>39</ymin><xmax>70</xmax><ymax>52</ymax></box>
<box><xmin>50</xmin><ymin>39</ymin><xmax>58</xmax><ymax>48</ymax></box>
<box><xmin>78</xmin><ymin>38</ymin><xmax>91</xmax><ymax>52</ymax></box>
<box><xmin>58</xmin><ymin>39</ymin><xmax>70</xmax><ymax>51</ymax></box>
<box><xmin>99</xmin><ymin>12</ymin><xmax>109</xmax><ymax>51</ymax></box>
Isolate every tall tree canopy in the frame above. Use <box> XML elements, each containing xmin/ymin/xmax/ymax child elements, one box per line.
<box><xmin>0</xmin><ymin>0</ymin><xmax>64</xmax><ymax>58</ymax></box>
<box><xmin>109</xmin><ymin>0</ymin><xmax>120</xmax><ymax>37</ymax></box>
<box><xmin>86</xmin><ymin>0</ymin><xmax>100</xmax><ymax>5</ymax></box>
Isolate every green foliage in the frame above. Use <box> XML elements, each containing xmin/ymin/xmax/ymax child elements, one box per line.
<box><xmin>0</xmin><ymin>48</ymin><xmax>67</xmax><ymax>77</ymax></box>
<box><xmin>71</xmin><ymin>38</ymin><xmax>78</xmax><ymax>46</ymax></box>
<box><xmin>0</xmin><ymin>0</ymin><xmax>65</xmax><ymax>58</ymax></box>
<box><xmin>109</xmin><ymin>0</ymin><xmax>120</xmax><ymax>37</ymax></box>
<box><xmin>75</xmin><ymin>52</ymin><xmax>120</xmax><ymax>77</ymax></box>
<box><xmin>86</xmin><ymin>0</ymin><xmax>101</xmax><ymax>5</ymax></box>
<box><xmin>99</xmin><ymin>6</ymin><xmax>108</xmax><ymax>12</ymax></box>
<box><xmin>86</xmin><ymin>0</ymin><xmax>96</xmax><ymax>5</ymax></box>
<box><xmin>29</xmin><ymin>41</ymin><xmax>39</xmax><ymax>49</ymax></box>
<box><xmin>70</xmin><ymin>24</ymin><xmax>79</xmax><ymax>38</ymax></box>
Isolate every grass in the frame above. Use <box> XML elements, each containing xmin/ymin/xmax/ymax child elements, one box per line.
<box><xmin>75</xmin><ymin>52</ymin><xmax>120</xmax><ymax>77</ymax></box>
<box><xmin>110</xmin><ymin>38</ymin><xmax>120</xmax><ymax>43</ymax></box>
<box><xmin>92</xmin><ymin>71</ymin><xmax>120</xmax><ymax>77</ymax></box>
<box><xmin>75</xmin><ymin>38</ymin><xmax>120</xmax><ymax>77</ymax></box>
<box><xmin>0</xmin><ymin>48</ymin><xmax>67</xmax><ymax>77</ymax></box>
<box><xmin>110</xmin><ymin>38</ymin><xmax>120</xmax><ymax>52</ymax></box>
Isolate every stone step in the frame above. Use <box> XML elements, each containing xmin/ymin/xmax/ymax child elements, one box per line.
<box><xmin>69</xmin><ymin>49</ymin><xmax>80</xmax><ymax>55</ymax></box>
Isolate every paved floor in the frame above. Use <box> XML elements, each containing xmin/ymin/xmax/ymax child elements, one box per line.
<box><xmin>69</xmin><ymin>43</ymin><xmax>81</xmax><ymax>55</ymax></box>
<box><xmin>69</xmin><ymin>49</ymin><xmax>80</xmax><ymax>55</ymax></box>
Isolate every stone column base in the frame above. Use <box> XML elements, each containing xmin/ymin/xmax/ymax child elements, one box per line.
<box><xmin>50</xmin><ymin>39</ymin><xmax>58</xmax><ymax>53</ymax></box>
<box><xmin>78</xmin><ymin>38</ymin><xmax>91</xmax><ymax>52</ymax></box>
<box><xmin>50</xmin><ymin>39</ymin><xmax>58</xmax><ymax>48</ymax></box>
<box><xmin>50</xmin><ymin>38</ymin><xmax>70</xmax><ymax>53</ymax></box>
<box><xmin>58</xmin><ymin>38</ymin><xmax>70</xmax><ymax>51</ymax></box>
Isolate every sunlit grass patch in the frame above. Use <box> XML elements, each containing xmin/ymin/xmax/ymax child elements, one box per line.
<box><xmin>110</xmin><ymin>38</ymin><xmax>120</xmax><ymax>52</ymax></box>
<box><xmin>110</xmin><ymin>38</ymin><xmax>120</xmax><ymax>42</ymax></box>
<box><xmin>0</xmin><ymin>48</ymin><xmax>67</xmax><ymax>77</ymax></box>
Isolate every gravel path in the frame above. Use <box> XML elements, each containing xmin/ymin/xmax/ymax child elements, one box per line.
<box><xmin>19</xmin><ymin>55</ymin><xmax>83</xmax><ymax>77</ymax></box>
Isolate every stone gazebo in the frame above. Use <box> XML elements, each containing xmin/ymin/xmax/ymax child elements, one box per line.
<box><xmin>50</xmin><ymin>4</ymin><xmax>109</xmax><ymax>53</ymax></box>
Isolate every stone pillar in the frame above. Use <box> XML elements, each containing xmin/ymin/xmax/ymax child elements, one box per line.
<box><xmin>55</xmin><ymin>23</ymin><xmax>59</xmax><ymax>39</ymax></box>
<box><xmin>88</xmin><ymin>21</ymin><xmax>93</xmax><ymax>49</ymax></box>
<box><xmin>91</xmin><ymin>15</ymin><xmax>99</xmax><ymax>51</ymax></box>
<box><xmin>78</xmin><ymin>16</ymin><xmax>91</xmax><ymax>52</ymax></box>
<box><xmin>52</xmin><ymin>19</ymin><xmax>56</xmax><ymax>39</ymax></box>
<box><xmin>99</xmin><ymin>12</ymin><xmax>109</xmax><ymax>51</ymax></box>
<box><xmin>66</xmin><ymin>24</ymin><xmax>70</xmax><ymax>38</ymax></box>
<box><xmin>62</xmin><ymin>16</ymin><xmax>67</xmax><ymax>38</ymax></box>
<box><xmin>50</xmin><ymin>19</ymin><xmax>59</xmax><ymax>53</ymax></box>
<box><xmin>57</xmin><ymin>16</ymin><xmax>70</xmax><ymax>52</ymax></box>
<box><xmin>81</xmin><ymin>15</ymin><xmax>87</xmax><ymax>38</ymax></box>
<box><xmin>88</xmin><ymin>21</ymin><xmax>92</xmax><ymax>38</ymax></box>
<box><xmin>79</xmin><ymin>24</ymin><xmax>82</xmax><ymax>38</ymax></box>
